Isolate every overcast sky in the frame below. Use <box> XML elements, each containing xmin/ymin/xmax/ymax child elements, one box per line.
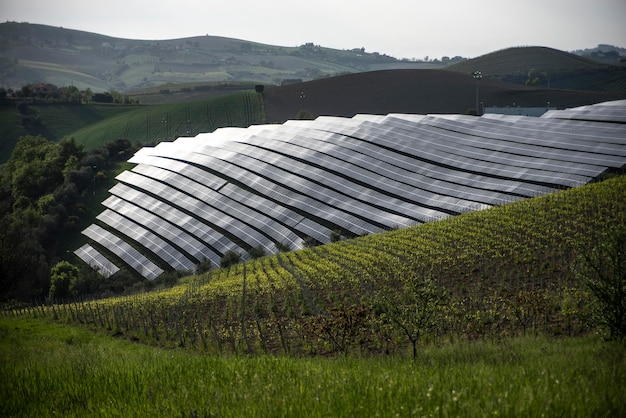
<box><xmin>2</xmin><ymin>0</ymin><xmax>625</xmax><ymax>59</ymax></box>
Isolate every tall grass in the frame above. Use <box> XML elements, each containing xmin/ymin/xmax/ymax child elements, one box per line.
<box><xmin>2</xmin><ymin>317</ymin><xmax>623</xmax><ymax>417</ymax></box>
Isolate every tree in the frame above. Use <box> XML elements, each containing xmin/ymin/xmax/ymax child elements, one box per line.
<box><xmin>275</xmin><ymin>241</ymin><xmax>291</xmax><ymax>252</ymax></box>
<box><xmin>5</xmin><ymin>135</ymin><xmax>65</xmax><ymax>201</ymax></box>
<box><xmin>329</xmin><ymin>229</ymin><xmax>342</xmax><ymax>243</ymax></box>
<box><xmin>304</xmin><ymin>305</ymin><xmax>370</xmax><ymax>355</ymax></box>
<box><xmin>83</xmin><ymin>88</ymin><xmax>93</xmax><ymax>104</ymax></box>
<box><xmin>302</xmin><ymin>235</ymin><xmax>318</xmax><ymax>248</ymax></box>
<box><xmin>48</xmin><ymin>261</ymin><xmax>79</xmax><ymax>301</ymax></box>
<box><xmin>575</xmin><ymin>225</ymin><xmax>626</xmax><ymax>340</ymax></box>
<box><xmin>373</xmin><ymin>275</ymin><xmax>446</xmax><ymax>358</ymax></box>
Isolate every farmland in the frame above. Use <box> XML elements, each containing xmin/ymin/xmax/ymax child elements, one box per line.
<box><xmin>2</xmin><ymin>174</ymin><xmax>626</xmax><ymax>416</ymax></box>
<box><xmin>8</xmin><ymin>174</ymin><xmax>626</xmax><ymax>355</ymax></box>
<box><xmin>2</xmin><ymin>30</ymin><xmax>626</xmax><ymax>415</ymax></box>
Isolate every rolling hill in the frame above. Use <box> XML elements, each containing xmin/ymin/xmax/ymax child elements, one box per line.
<box><xmin>448</xmin><ymin>46</ymin><xmax>606</xmax><ymax>76</ymax></box>
<box><xmin>4</xmin><ymin>23</ymin><xmax>625</xmax><ymax>97</ymax></box>
<box><xmin>447</xmin><ymin>46</ymin><xmax>626</xmax><ymax>91</ymax></box>
<box><xmin>0</xmin><ymin>22</ymin><xmax>435</xmax><ymax>92</ymax></box>
<box><xmin>2</xmin><ymin>68</ymin><xmax>625</xmax><ymax>166</ymax></box>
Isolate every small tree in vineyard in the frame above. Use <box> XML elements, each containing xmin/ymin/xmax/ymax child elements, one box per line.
<box><xmin>373</xmin><ymin>274</ymin><xmax>446</xmax><ymax>358</ymax></box>
<box><xmin>575</xmin><ymin>225</ymin><xmax>626</xmax><ymax>341</ymax></box>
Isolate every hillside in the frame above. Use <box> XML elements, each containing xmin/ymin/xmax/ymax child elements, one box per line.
<box><xmin>0</xmin><ymin>91</ymin><xmax>263</xmax><ymax>165</ymax></box>
<box><xmin>262</xmin><ymin>69</ymin><xmax>626</xmax><ymax>122</ymax></box>
<box><xmin>4</xmin><ymin>23</ymin><xmax>625</xmax><ymax>97</ymax></box>
<box><xmin>0</xmin><ymin>22</ymin><xmax>431</xmax><ymax>92</ymax></box>
<box><xmin>4</xmin><ymin>67</ymin><xmax>624</xmax><ymax>166</ymax></box>
<box><xmin>15</xmin><ymin>174</ymin><xmax>626</xmax><ymax>355</ymax></box>
<box><xmin>447</xmin><ymin>46</ymin><xmax>626</xmax><ymax>91</ymax></box>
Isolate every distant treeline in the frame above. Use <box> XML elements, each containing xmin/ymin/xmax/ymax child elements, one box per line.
<box><xmin>0</xmin><ymin>82</ymin><xmax>138</xmax><ymax>104</ymax></box>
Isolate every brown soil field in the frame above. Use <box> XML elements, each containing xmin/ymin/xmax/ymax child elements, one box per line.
<box><xmin>262</xmin><ymin>69</ymin><xmax>626</xmax><ymax>122</ymax></box>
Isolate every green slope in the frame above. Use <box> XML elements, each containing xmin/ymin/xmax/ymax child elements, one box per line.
<box><xmin>0</xmin><ymin>103</ymin><xmax>142</xmax><ymax>164</ymax></box>
<box><xmin>66</xmin><ymin>91</ymin><xmax>264</xmax><ymax>149</ymax></box>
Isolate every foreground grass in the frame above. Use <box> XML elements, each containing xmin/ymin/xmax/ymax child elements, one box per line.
<box><xmin>1</xmin><ymin>318</ymin><xmax>624</xmax><ymax>417</ymax></box>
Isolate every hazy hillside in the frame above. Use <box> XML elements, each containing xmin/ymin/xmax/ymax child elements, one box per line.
<box><xmin>573</xmin><ymin>44</ymin><xmax>626</xmax><ymax>65</ymax></box>
<box><xmin>0</xmin><ymin>22</ymin><xmax>432</xmax><ymax>92</ymax></box>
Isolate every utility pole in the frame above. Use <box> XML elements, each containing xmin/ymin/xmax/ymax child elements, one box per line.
<box><xmin>473</xmin><ymin>70</ymin><xmax>482</xmax><ymax>115</ymax></box>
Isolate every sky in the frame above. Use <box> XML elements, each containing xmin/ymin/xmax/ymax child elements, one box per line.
<box><xmin>2</xmin><ymin>0</ymin><xmax>625</xmax><ymax>60</ymax></box>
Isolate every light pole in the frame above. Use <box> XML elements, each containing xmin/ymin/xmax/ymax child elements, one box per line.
<box><xmin>473</xmin><ymin>70</ymin><xmax>482</xmax><ymax>115</ymax></box>
<box><xmin>92</xmin><ymin>165</ymin><xmax>97</xmax><ymax>196</ymax></box>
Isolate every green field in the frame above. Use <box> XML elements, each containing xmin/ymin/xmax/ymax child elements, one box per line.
<box><xmin>1</xmin><ymin>317</ymin><xmax>623</xmax><ymax>417</ymax></box>
<box><xmin>66</xmin><ymin>91</ymin><xmax>263</xmax><ymax>150</ymax></box>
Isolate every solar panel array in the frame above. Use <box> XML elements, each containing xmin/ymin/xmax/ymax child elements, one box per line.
<box><xmin>76</xmin><ymin>100</ymin><xmax>626</xmax><ymax>279</ymax></box>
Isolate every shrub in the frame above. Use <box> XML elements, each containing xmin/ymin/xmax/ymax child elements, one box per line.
<box><xmin>221</xmin><ymin>250</ymin><xmax>241</xmax><ymax>269</ymax></box>
<box><xmin>48</xmin><ymin>261</ymin><xmax>79</xmax><ymax>301</ymax></box>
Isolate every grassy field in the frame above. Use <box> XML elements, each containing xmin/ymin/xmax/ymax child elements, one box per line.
<box><xmin>1</xmin><ymin>317</ymin><xmax>623</xmax><ymax>417</ymax></box>
<box><xmin>0</xmin><ymin>103</ymin><xmax>142</xmax><ymax>164</ymax></box>
<box><xmin>48</xmin><ymin>91</ymin><xmax>263</xmax><ymax>151</ymax></box>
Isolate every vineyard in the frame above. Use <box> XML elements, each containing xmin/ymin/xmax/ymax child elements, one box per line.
<box><xmin>6</xmin><ymin>174</ymin><xmax>626</xmax><ymax>356</ymax></box>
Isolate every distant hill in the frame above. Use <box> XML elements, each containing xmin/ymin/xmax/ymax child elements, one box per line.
<box><xmin>0</xmin><ymin>22</ymin><xmax>436</xmax><ymax>93</ymax></box>
<box><xmin>447</xmin><ymin>46</ymin><xmax>626</xmax><ymax>91</ymax></box>
<box><xmin>573</xmin><ymin>44</ymin><xmax>626</xmax><ymax>65</ymax></box>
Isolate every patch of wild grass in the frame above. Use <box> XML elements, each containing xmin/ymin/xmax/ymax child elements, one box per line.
<box><xmin>1</xmin><ymin>318</ymin><xmax>624</xmax><ymax>417</ymax></box>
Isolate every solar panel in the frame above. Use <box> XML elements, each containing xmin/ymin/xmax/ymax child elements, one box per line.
<box><xmin>74</xmin><ymin>244</ymin><xmax>120</xmax><ymax>278</ymax></box>
<box><xmin>82</xmin><ymin>224</ymin><xmax>163</xmax><ymax>280</ymax></box>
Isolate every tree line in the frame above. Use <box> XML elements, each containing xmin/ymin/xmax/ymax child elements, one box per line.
<box><xmin>0</xmin><ymin>83</ymin><xmax>138</xmax><ymax>104</ymax></box>
<box><xmin>0</xmin><ymin>135</ymin><xmax>137</xmax><ymax>303</ymax></box>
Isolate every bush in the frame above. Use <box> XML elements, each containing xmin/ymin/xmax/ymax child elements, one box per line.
<box><xmin>220</xmin><ymin>250</ymin><xmax>241</xmax><ymax>269</ymax></box>
<box><xmin>195</xmin><ymin>257</ymin><xmax>212</xmax><ymax>275</ymax></box>
<box><xmin>248</xmin><ymin>245</ymin><xmax>266</xmax><ymax>259</ymax></box>
<box><xmin>48</xmin><ymin>261</ymin><xmax>79</xmax><ymax>301</ymax></box>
